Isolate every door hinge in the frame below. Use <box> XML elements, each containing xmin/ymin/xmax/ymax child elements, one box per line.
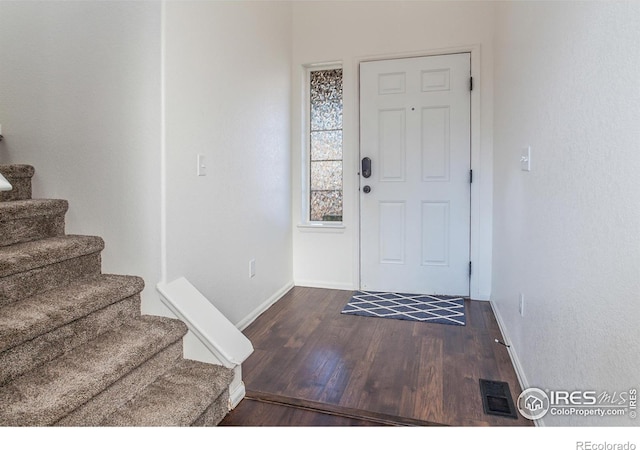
<box><xmin>470</xmin><ymin>77</ymin><xmax>473</xmax><ymax>91</ymax></box>
<box><xmin>469</xmin><ymin>261</ymin><xmax>472</xmax><ymax>277</ymax></box>
<box><xmin>470</xmin><ymin>169</ymin><xmax>473</xmax><ymax>183</ymax></box>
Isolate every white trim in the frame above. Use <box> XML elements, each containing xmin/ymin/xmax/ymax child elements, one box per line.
<box><xmin>159</xmin><ymin>0</ymin><xmax>167</xmax><ymax>283</ymax></box>
<box><xmin>353</xmin><ymin>44</ymin><xmax>485</xmax><ymax>299</ymax></box>
<box><xmin>235</xmin><ymin>280</ymin><xmax>294</xmax><ymax>331</ymax></box>
<box><xmin>489</xmin><ymin>301</ymin><xmax>528</xmax><ymax>389</ymax></box>
<box><xmin>228</xmin><ymin>379</ymin><xmax>246</xmax><ymax>410</ymax></box>
<box><xmin>157</xmin><ymin>278</ymin><xmax>254</xmax><ymax>367</ymax></box>
<box><xmin>294</xmin><ymin>279</ymin><xmax>355</xmax><ymax>291</ymax></box>
<box><xmin>468</xmin><ymin>45</ymin><xmax>485</xmax><ymax>302</ymax></box>
<box><xmin>299</xmin><ymin>62</ymin><xmax>345</xmax><ymax>227</ymax></box>
<box><xmin>305</xmin><ymin>60</ymin><xmax>342</xmax><ymax>69</ymax></box>
<box><xmin>296</xmin><ymin>223</ymin><xmax>346</xmax><ymax>233</ymax></box>
<box><xmin>489</xmin><ymin>301</ymin><xmax>543</xmax><ymax>427</ymax></box>
<box><xmin>0</xmin><ymin>172</ymin><xmax>12</xmax><ymax>192</ymax></box>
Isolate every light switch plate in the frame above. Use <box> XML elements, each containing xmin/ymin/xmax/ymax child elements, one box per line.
<box><xmin>520</xmin><ymin>146</ymin><xmax>531</xmax><ymax>172</ymax></box>
<box><xmin>197</xmin><ymin>154</ymin><xmax>206</xmax><ymax>176</ymax></box>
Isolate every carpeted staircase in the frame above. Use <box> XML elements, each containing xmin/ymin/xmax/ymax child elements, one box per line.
<box><xmin>0</xmin><ymin>164</ymin><xmax>234</xmax><ymax>426</ymax></box>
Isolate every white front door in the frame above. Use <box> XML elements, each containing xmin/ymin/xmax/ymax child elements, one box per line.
<box><xmin>359</xmin><ymin>53</ymin><xmax>471</xmax><ymax>296</ymax></box>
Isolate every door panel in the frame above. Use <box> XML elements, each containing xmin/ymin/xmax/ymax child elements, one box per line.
<box><xmin>421</xmin><ymin>106</ymin><xmax>450</xmax><ymax>181</ymax></box>
<box><xmin>421</xmin><ymin>201</ymin><xmax>449</xmax><ymax>266</ymax></box>
<box><xmin>379</xmin><ymin>109</ymin><xmax>406</xmax><ymax>181</ymax></box>
<box><xmin>360</xmin><ymin>53</ymin><xmax>471</xmax><ymax>296</ymax></box>
<box><xmin>379</xmin><ymin>201</ymin><xmax>406</xmax><ymax>264</ymax></box>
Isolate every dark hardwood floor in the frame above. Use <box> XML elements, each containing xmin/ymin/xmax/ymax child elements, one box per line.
<box><xmin>221</xmin><ymin>398</ymin><xmax>390</xmax><ymax>426</ymax></box>
<box><xmin>220</xmin><ymin>287</ymin><xmax>532</xmax><ymax>427</ymax></box>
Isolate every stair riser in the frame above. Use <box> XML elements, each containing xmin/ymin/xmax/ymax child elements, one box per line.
<box><xmin>0</xmin><ymin>178</ymin><xmax>31</xmax><ymax>202</ymax></box>
<box><xmin>57</xmin><ymin>340</ymin><xmax>183</xmax><ymax>426</ymax></box>
<box><xmin>0</xmin><ymin>253</ymin><xmax>101</xmax><ymax>307</ymax></box>
<box><xmin>0</xmin><ymin>317</ymin><xmax>188</xmax><ymax>426</ymax></box>
<box><xmin>192</xmin><ymin>389</ymin><xmax>231</xmax><ymax>426</ymax></box>
<box><xmin>99</xmin><ymin>358</ymin><xmax>234</xmax><ymax>426</ymax></box>
<box><xmin>0</xmin><ymin>215</ymin><xmax>65</xmax><ymax>247</ymax></box>
<box><xmin>0</xmin><ymin>165</ymin><xmax>34</xmax><ymax>202</ymax></box>
<box><xmin>0</xmin><ymin>295</ymin><xmax>141</xmax><ymax>386</ymax></box>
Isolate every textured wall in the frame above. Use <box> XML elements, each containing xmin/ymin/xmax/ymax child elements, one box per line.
<box><xmin>164</xmin><ymin>1</ymin><xmax>293</xmax><ymax>325</ymax></box>
<box><xmin>0</xmin><ymin>1</ymin><xmax>162</xmax><ymax>303</ymax></box>
<box><xmin>492</xmin><ymin>1</ymin><xmax>640</xmax><ymax>426</ymax></box>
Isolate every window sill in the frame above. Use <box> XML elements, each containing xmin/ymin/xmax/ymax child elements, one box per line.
<box><xmin>297</xmin><ymin>223</ymin><xmax>346</xmax><ymax>233</ymax></box>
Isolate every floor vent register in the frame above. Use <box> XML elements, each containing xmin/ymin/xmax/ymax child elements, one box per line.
<box><xmin>479</xmin><ymin>379</ymin><xmax>518</xmax><ymax>419</ymax></box>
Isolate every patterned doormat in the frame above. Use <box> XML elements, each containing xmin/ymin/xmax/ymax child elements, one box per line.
<box><xmin>341</xmin><ymin>291</ymin><xmax>466</xmax><ymax>326</ymax></box>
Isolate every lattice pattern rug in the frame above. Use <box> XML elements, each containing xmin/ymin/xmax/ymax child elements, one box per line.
<box><xmin>341</xmin><ymin>291</ymin><xmax>466</xmax><ymax>326</ymax></box>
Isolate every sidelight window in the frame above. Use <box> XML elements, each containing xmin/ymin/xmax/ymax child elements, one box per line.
<box><xmin>308</xmin><ymin>67</ymin><xmax>343</xmax><ymax>222</ymax></box>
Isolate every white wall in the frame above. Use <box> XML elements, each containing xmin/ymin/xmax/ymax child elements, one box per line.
<box><xmin>0</xmin><ymin>1</ymin><xmax>163</xmax><ymax>302</ymax></box>
<box><xmin>0</xmin><ymin>0</ymin><xmax>293</xmax><ymax>327</ymax></box>
<box><xmin>291</xmin><ymin>1</ymin><xmax>496</xmax><ymax>298</ymax></box>
<box><xmin>163</xmin><ymin>1</ymin><xmax>293</xmax><ymax>326</ymax></box>
<box><xmin>492</xmin><ymin>1</ymin><xmax>640</xmax><ymax>426</ymax></box>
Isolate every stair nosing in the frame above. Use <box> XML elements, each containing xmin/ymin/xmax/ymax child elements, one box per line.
<box><xmin>0</xmin><ymin>235</ymin><xmax>105</xmax><ymax>278</ymax></box>
<box><xmin>0</xmin><ymin>199</ymin><xmax>69</xmax><ymax>221</ymax></box>
<box><xmin>0</xmin><ymin>165</ymin><xmax>35</xmax><ymax>179</ymax></box>
<box><xmin>0</xmin><ymin>274</ymin><xmax>145</xmax><ymax>353</ymax></box>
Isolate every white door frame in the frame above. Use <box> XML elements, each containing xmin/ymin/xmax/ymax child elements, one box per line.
<box><xmin>354</xmin><ymin>45</ymin><xmax>484</xmax><ymax>299</ymax></box>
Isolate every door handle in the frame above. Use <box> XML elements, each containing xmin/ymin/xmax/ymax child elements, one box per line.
<box><xmin>361</xmin><ymin>157</ymin><xmax>372</xmax><ymax>178</ymax></box>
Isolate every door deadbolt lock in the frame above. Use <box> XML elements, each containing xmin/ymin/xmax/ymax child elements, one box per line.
<box><xmin>361</xmin><ymin>157</ymin><xmax>372</xmax><ymax>179</ymax></box>
<box><xmin>363</xmin><ymin>185</ymin><xmax>371</xmax><ymax>194</ymax></box>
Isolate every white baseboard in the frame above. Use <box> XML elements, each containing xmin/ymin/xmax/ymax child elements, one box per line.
<box><xmin>489</xmin><ymin>300</ymin><xmax>529</xmax><ymax>390</ymax></box>
<box><xmin>293</xmin><ymin>279</ymin><xmax>355</xmax><ymax>291</ymax></box>
<box><xmin>235</xmin><ymin>280</ymin><xmax>294</xmax><ymax>331</ymax></box>
<box><xmin>229</xmin><ymin>380</ymin><xmax>246</xmax><ymax>410</ymax></box>
<box><xmin>489</xmin><ymin>300</ymin><xmax>544</xmax><ymax>426</ymax></box>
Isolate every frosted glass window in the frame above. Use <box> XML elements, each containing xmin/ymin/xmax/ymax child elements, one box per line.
<box><xmin>311</xmin><ymin>131</ymin><xmax>343</xmax><ymax>161</ymax></box>
<box><xmin>310</xmin><ymin>191</ymin><xmax>343</xmax><ymax>222</ymax></box>
<box><xmin>311</xmin><ymin>161</ymin><xmax>342</xmax><ymax>191</ymax></box>
<box><xmin>309</xmin><ymin>68</ymin><xmax>343</xmax><ymax>222</ymax></box>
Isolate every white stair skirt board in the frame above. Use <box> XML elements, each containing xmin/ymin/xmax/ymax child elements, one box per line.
<box><xmin>156</xmin><ymin>277</ymin><xmax>254</xmax><ymax>409</ymax></box>
<box><xmin>0</xmin><ymin>172</ymin><xmax>12</xmax><ymax>191</ymax></box>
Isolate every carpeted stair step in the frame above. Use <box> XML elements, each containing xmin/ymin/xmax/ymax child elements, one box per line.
<box><xmin>191</xmin><ymin>387</ymin><xmax>233</xmax><ymax>426</ymax></box>
<box><xmin>0</xmin><ymin>165</ymin><xmax>34</xmax><ymax>202</ymax></box>
<box><xmin>101</xmin><ymin>359</ymin><xmax>234</xmax><ymax>426</ymax></box>
<box><xmin>0</xmin><ymin>199</ymin><xmax>68</xmax><ymax>247</ymax></box>
<box><xmin>0</xmin><ymin>235</ymin><xmax>103</xmax><ymax>307</ymax></box>
<box><xmin>0</xmin><ymin>274</ymin><xmax>144</xmax><ymax>385</ymax></box>
<box><xmin>0</xmin><ymin>315</ymin><xmax>188</xmax><ymax>426</ymax></box>
<box><xmin>56</xmin><ymin>340</ymin><xmax>184</xmax><ymax>426</ymax></box>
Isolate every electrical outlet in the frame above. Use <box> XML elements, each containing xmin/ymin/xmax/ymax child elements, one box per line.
<box><xmin>249</xmin><ymin>259</ymin><xmax>256</xmax><ymax>278</ymax></box>
<box><xmin>519</xmin><ymin>293</ymin><xmax>525</xmax><ymax>317</ymax></box>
